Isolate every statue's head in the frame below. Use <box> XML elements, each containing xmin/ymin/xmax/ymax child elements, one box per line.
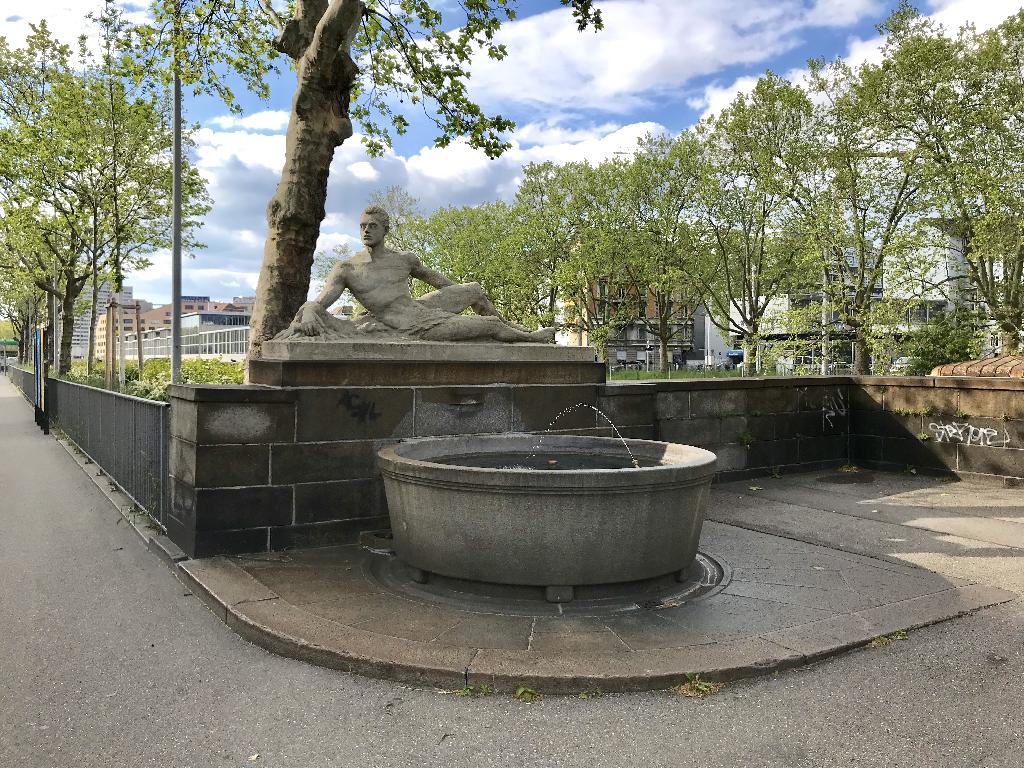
<box><xmin>359</xmin><ymin>205</ymin><xmax>389</xmax><ymax>248</ymax></box>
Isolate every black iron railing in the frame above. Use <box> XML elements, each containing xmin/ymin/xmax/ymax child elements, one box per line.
<box><xmin>8</xmin><ymin>365</ymin><xmax>34</xmax><ymax>401</ymax></box>
<box><xmin>46</xmin><ymin>378</ymin><xmax>170</xmax><ymax>526</ymax></box>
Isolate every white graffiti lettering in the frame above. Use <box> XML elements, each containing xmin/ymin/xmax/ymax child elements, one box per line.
<box><xmin>928</xmin><ymin>422</ymin><xmax>1011</xmax><ymax>448</ymax></box>
<box><xmin>823</xmin><ymin>390</ymin><xmax>847</xmax><ymax>428</ymax></box>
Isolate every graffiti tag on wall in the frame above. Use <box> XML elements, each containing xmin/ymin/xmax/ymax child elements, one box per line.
<box><xmin>928</xmin><ymin>421</ymin><xmax>1011</xmax><ymax>448</ymax></box>
<box><xmin>822</xmin><ymin>389</ymin><xmax>847</xmax><ymax>429</ymax></box>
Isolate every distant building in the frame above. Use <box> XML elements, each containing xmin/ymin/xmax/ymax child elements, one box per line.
<box><xmin>99</xmin><ymin>296</ymin><xmax>213</xmax><ymax>360</ymax></box>
<box><xmin>69</xmin><ymin>283</ymin><xmax>133</xmax><ymax>359</ymax></box>
<box><xmin>565</xmin><ymin>280</ymin><xmax>729</xmax><ymax>369</ymax></box>
<box><xmin>181</xmin><ymin>310</ymin><xmax>250</xmax><ymax>328</ymax></box>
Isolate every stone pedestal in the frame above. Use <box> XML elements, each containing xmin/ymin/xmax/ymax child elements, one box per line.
<box><xmin>249</xmin><ymin>340</ymin><xmax>604</xmax><ymax>387</ymax></box>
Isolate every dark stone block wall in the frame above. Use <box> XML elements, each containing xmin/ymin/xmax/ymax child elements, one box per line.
<box><xmin>168</xmin><ymin>382</ymin><xmax>618</xmax><ymax>557</ymax></box>
<box><xmin>604</xmin><ymin>377</ymin><xmax>852</xmax><ymax>480</ymax></box>
<box><xmin>848</xmin><ymin>376</ymin><xmax>1024</xmax><ymax>486</ymax></box>
<box><xmin>167</xmin><ymin>375</ymin><xmax>1024</xmax><ymax>557</ymax></box>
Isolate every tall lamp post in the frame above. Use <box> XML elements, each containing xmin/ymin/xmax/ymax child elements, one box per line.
<box><xmin>170</xmin><ymin>68</ymin><xmax>182</xmax><ymax>384</ymax></box>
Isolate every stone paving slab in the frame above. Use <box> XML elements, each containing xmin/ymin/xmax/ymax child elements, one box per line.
<box><xmin>177</xmin><ymin>519</ymin><xmax>1015</xmax><ymax>693</ymax></box>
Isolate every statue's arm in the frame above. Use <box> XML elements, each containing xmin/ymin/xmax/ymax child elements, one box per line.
<box><xmin>289</xmin><ymin>264</ymin><xmax>347</xmax><ymax>335</ymax></box>
<box><xmin>409</xmin><ymin>255</ymin><xmax>455</xmax><ymax>290</ymax></box>
<box><xmin>309</xmin><ymin>262</ymin><xmax>348</xmax><ymax>310</ymax></box>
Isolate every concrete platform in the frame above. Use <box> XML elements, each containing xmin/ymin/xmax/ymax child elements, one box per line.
<box><xmin>250</xmin><ymin>340</ymin><xmax>605</xmax><ymax>386</ymax></box>
<box><xmin>261</xmin><ymin>339</ymin><xmax>597</xmax><ymax>363</ymax></box>
<box><xmin>178</xmin><ymin>474</ymin><xmax>1015</xmax><ymax>693</ymax></box>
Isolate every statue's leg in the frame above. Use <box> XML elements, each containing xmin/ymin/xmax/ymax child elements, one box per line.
<box><xmin>419</xmin><ymin>284</ymin><xmax>537</xmax><ymax>333</ymax></box>
<box><xmin>418</xmin><ymin>283</ymin><xmax>485</xmax><ymax>314</ymax></box>
<box><xmin>421</xmin><ymin>315</ymin><xmax>537</xmax><ymax>343</ymax></box>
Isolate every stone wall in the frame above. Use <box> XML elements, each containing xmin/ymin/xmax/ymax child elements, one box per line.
<box><xmin>849</xmin><ymin>376</ymin><xmax>1024</xmax><ymax>485</ymax></box>
<box><xmin>166</xmin><ymin>375</ymin><xmax>1023</xmax><ymax>557</ymax></box>
<box><xmin>167</xmin><ymin>377</ymin><xmax>853</xmax><ymax>557</ymax></box>
<box><xmin>168</xmin><ymin>382</ymin><xmax>614</xmax><ymax>557</ymax></box>
<box><xmin>612</xmin><ymin>377</ymin><xmax>852</xmax><ymax>479</ymax></box>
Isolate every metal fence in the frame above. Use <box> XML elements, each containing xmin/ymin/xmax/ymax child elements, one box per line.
<box><xmin>47</xmin><ymin>378</ymin><xmax>170</xmax><ymax>525</ymax></box>
<box><xmin>121</xmin><ymin>325</ymin><xmax>249</xmax><ymax>361</ymax></box>
<box><xmin>8</xmin><ymin>365</ymin><xmax>34</xmax><ymax>401</ymax></box>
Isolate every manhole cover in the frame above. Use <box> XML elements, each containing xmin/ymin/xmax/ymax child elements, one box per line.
<box><xmin>364</xmin><ymin>550</ymin><xmax>729</xmax><ymax>618</ymax></box>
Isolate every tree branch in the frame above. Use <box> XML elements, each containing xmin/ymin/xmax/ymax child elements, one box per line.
<box><xmin>255</xmin><ymin>0</ymin><xmax>286</xmax><ymax>33</ymax></box>
<box><xmin>309</xmin><ymin>0</ymin><xmax>363</xmax><ymax>69</ymax></box>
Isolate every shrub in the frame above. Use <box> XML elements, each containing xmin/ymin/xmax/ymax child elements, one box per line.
<box><xmin>125</xmin><ymin>357</ymin><xmax>244</xmax><ymax>401</ymax></box>
<box><xmin>902</xmin><ymin>309</ymin><xmax>985</xmax><ymax>375</ymax></box>
<box><xmin>61</xmin><ymin>357</ymin><xmax>244</xmax><ymax>401</ymax></box>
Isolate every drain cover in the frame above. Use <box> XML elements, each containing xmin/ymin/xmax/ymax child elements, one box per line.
<box><xmin>365</xmin><ymin>550</ymin><xmax>729</xmax><ymax>618</ymax></box>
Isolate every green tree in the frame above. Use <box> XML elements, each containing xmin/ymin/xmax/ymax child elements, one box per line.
<box><xmin>0</xmin><ymin>267</ymin><xmax>44</xmax><ymax>363</ymax></box>
<box><xmin>869</xmin><ymin>6</ymin><xmax>1024</xmax><ymax>353</ymax></box>
<box><xmin>598</xmin><ymin>135</ymin><xmax>705</xmax><ymax>372</ymax></box>
<box><xmin>692</xmin><ymin>74</ymin><xmax>818</xmax><ymax>375</ymax></box>
<box><xmin>367</xmin><ymin>186</ymin><xmax>425</xmax><ymax>253</ymax></box>
<box><xmin>0</xmin><ymin>21</ymin><xmax>208</xmax><ymax>374</ymax></box>
<box><xmin>407</xmin><ymin>201</ymin><xmax>544</xmax><ymax>327</ymax></box>
<box><xmin>792</xmin><ymin>56</ymin><xmax>934</xmax><ymax>375</ymax></box>
<box><xmin>514</xmin><ymin>162</ymin><xmax>600</xmax><ymax>328</ymax></box>
<box><xmin>311</xmin><ymin>242</ymin><xmax>354</xmax><ymax>294</ymax></box>
<box><xmin>903</xmin><ymin>308</ymin><xmax>985</xmax><ymax>375</ymax></box>
<box><xmin>543</xmin><ymin>160</ymin><xmax>632</xmax><ymax>359</ymax></box>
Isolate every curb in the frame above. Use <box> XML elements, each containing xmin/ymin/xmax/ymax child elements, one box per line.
<box><xmin>176</xmin><ymin>555</ymin><xmax>1016</xmax><ymax>694</ymax></box>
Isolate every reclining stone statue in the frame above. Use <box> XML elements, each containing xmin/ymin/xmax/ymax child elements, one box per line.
<box><xmin>277</xmin><ymin>205</ymin><xmax>555</xmax><ymax>344</ymax></box>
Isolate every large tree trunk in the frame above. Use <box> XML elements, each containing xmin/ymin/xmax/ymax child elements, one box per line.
<box><xmin>59</xmin><ymin>290</ymin><xmax>76</xmax><ymax>376</ymax></box>
<box><xmin>852</xmin><ymin>330</ymin><xmax>870</xmax><ymax>375</ymax></box>
<box><xmin>247</xmin><ymin>3</ymin><xmax>361</xmax><ymax>367</ymax></box>
<box><xmin>87</xmin><ymin>258</ymin><xmax>99</xmax><ymax>374</ymax></box>
<box><xmin>741</xmin><ymin>323</ymin><xmax>758</xmax><ymax>377</ymax></box>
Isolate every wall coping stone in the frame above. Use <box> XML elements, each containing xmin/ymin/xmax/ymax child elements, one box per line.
<box><xmin>851</xmin><ymin>376</ymin><xmax>1024</xmax><ymax>392</ymax></box>
<box><xmin>602</xmin><ymin>376</ymin><xmax>852</xmax><ymax>395</ymax></box>
<box><xmin>168</xmin><ymin>384</ymin><xmax>298</xmax><ymax>403</ymax></box>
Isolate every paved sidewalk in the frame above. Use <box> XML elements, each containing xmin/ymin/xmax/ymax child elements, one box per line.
<box><xmin>2</xmin><ymin>374</ymin><xmax>1023</xmax><ymax>768</ymax></box>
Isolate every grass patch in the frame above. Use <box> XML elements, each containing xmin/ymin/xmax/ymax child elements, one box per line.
<box><xmin>454</xmin><ymin>683</ymin><xmax>493</xmax><ymax>697</ymax></box>
<box><xmin>513</xmin><ymin>686</ymin><xmax>541</xmax><ymax>702</ymax></box>
<box><xmin>670</xmin><ymin>673</ymin><xmax>725</xmax><ymax>698</ymax></box>
<box><xmin>867</xmin><ymin>630</ymin><xmax>908</xmax><ymax>648</ymax></box>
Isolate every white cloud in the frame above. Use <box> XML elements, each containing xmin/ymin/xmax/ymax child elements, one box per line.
<box><xmin>128</xmin><ymin>249</ymin><xmax>260</xmax><ymax>305</ymax></box>
<box><xmin>466</xmin><ymin>0</ymin><xmax>885</xmax><ymax>113</ymax></box>
<box><xmin>2</xmin><ymin>1</ymin><xmax>147</xmax><ymax>52</ymax></box>
<box><xmin>804</xmin><ymin>0</ymin><xmax>885</xmax><ymax>28</ymax></box>
<box><xmin>346</xmin><ymin>161</ymin><xmax>381</xmax><ymax>182</ymax></box>
<box><xmin>514</xmin><ymin>120</ymin><xmax>623</xmax><ymax>146</ymax></box>
<box><xmin>927</xmin><ymin>0</ymin><xmax>1024</xmax><ymax>32</ymax></box>
<box><xmin>193</xmin><ymin>127</ymin><xmax>286</xmax><ymax>175</ymax></box>
<box><xmin>315</xmin><ymin>231</ymin><xmax>361</xmax><ymax>255</ymax></box>
<box><xmin>209</xmin><ymin>111</ymin><xmax>291</xmax><ymax>132</ymax></box>
<box><xmin>687</xmin><ymin>76</ymin><xmax>761</xmax><ymax>122</ymax></box>
<box><xmin>687</xmin><ymin>0</ymin><xmax>1023</xmax><ymax>123</ymax></box>
<box><xmin>123</xmin><ymin>119</ymin><xmax>673</xmax><ymax>302</ymax></box>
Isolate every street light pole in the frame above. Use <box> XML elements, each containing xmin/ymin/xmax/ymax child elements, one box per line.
<box><xmin>171</xmin><ymin>68</ymin><xmax>182</xmax><ymax>384</ymax></box>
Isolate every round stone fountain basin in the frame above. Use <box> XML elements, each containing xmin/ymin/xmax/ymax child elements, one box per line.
<box><xmin>377</xmin><ymin>434</ymin><xmax>717</xmax><ymax>597</ymax></box>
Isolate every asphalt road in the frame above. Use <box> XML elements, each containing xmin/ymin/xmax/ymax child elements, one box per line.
<box><xmin>1</xmin><ymin>374</ymin><xmax>1022</xmax><ymax>768</ymax></box>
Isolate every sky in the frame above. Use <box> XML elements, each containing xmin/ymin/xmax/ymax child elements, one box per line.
<box><xmin>3</xmin><ymin>0</ymin><xmax>1023</xmax><ymax>305</ymax></box>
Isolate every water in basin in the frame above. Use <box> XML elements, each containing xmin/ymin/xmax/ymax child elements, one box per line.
<box><xmin>431</xmin><ymin>452</ymin><xmax>663</xmax><ymax>470</ymax></box>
